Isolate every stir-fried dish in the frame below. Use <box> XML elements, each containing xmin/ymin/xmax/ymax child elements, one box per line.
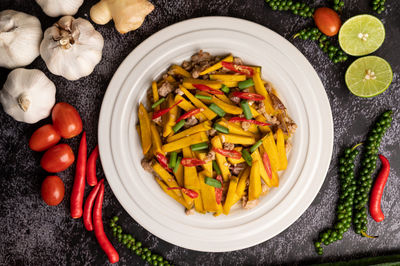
<box><xmin>137</xmin><ymin>50</ymin><xmax>297</xmax><ymax>216</ymax></box>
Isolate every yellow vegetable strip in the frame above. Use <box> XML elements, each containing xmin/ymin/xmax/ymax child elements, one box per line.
<box><xmin>223</xmin><ymin>81</ymin><xmax>239</xmax><ymax>88</ymax></box>
<box><xmin>150</xmin><ymin>122</ymin><xmax>163</xmax><ymax>156</ymax></box>
<box><xmin>251</xmin><ymin>149</ymin><xmax>273</xmax><ymax>188</ymax></box>
<box><xmin>209</xmin><ymin>74</ymin><xmax>246</xmax><ymax>82</ymax></box>
<box><xmin>174</xmin><ymin>161</ymin><xmax>184</xmax><ymax>187</ymax></box>
<box><xmin>271</xmin><ymin>170</ymin><xmax>279</xmax><ymax>187</ymax></box>
<box><xmin>179</xmin><ymin>86</ymin><xmax>217</xmax><ymax>120</ymax></box>
<box><xmin>219</xmin><ymin>134</ymin><xmax>256</xmax><ymax>146</ymax></box>
<box><xmin>167</xmin><ymin>121</ymin><xmax>212</xmax><ymax>142</ymax></box>
<box><xmin>235</xmin><ymin>167</ymin><xmax>250</xmax><ymax>201</ymax></box>
<box><xmin>155</xmin><ymin>178</ymin><xmax>190</xmax><ymax>209</ymax></box>
<box><xmin>171</xmin><ymin>65</ymin><xmax>191</xmax><ymax>78</ymax></box>
<box><xmin>253</xmin><ymin>71</ymin><xmax>274</xmax><ymax>115</ymax></box>
<box><xmin>276</xmin><ymin>128</ymin><xmax>288</xmax><ymax>171</ymax></box>
<box><xmin>136</xmin><ymin>125</ymin><xmax>141</xmax><ymax>139</ymax></box>
<box><xmin>162</xmin><ymin>132</ymin><xmax>208</xmax><ymax>153</ymax></box>
<box><xmin>182</xmin><ymin>78</ymin><xmax>222</xmax><ymax>89</ymax></box>
<box><xmin>256</xmin><ymin>115</ymin><xmax>271</xmax><ymax>134</ymax></box>
<box><xmin>247</xmin><ymin>86</ymin><xmax>256</xmax><ymax>93</ymax></box>
<box><xmin>211</xmin><ymin>96</ymin><xmax>243</xmax><ymax>115</ymax></box>
<box><xmin>249</xmin><ymin>159</ymin><xmax>261</xmax><ymax>201</ymax></box>
<box><xmin>214</xmin><ymin>203</ymin><xmax>223</xmax><ymax>217</ymax></box>
<box><xmin>196</xmin><ymin>153</ymin><xmax>213</xmax><ymax>177</ymax></box>
<box><xmin>223</xmin><ymin>177</ymin><xmax>239</xmax><ymax>215</ymax></box>
<box><xmin>227</xmin><ymin>147</ymin><xmax>245</xmax><ymax>165</ymax></box>
<box><xmin>182</xmin><ymin>147</ymin><xmax>203</xmax><ymax>213</ymax></box>
<box><xmin>199</xmin><ymin>171</ymin><xmax>218</xmax><ymax>212</ymax></box>
<box><xmin>211</xmin><ymin>136</ymin><xmax>231</xmax><ymax>182</ymax></box>
<box><xmin>199</xmin><ymin>54</ymin><xmax>233</xmax><ymax>75</ymax></box>
<box><xmin>152</xmin><ymin>81</ymin><xmax>160</xmax><ymax>111</ymax></box>
<box><xmin>249</xmin><ymin>105</ymin><xmax>261</xmax><ymax>118</ymax></box>
<box><xmin>175</xmin><ymin>94</ymin><xmax>207</xmax><ymax>122</ymax></box>
<box><xmin>216</xmin><ymin>94</ymin><xmax>233</xmax><ymax>104</ymax></box>
<box><xmin>138</xmin><ymin>103</ymin><xmax>152</xmax><ymax>155</ymax></box>
<box><xmin>261</xmin><ymin>131</ymin><xmax>280</xmax><ymax>172</ymax></box>
<box><xmin>152</xmin><ymin>162</ymin><xmax>181</xmax><ymax>197</ymax></box>
<box><xmin>218</xmin><ymin>118</ymin><xmax>255</xmax><ymax>137</ymax></box>
<box><xmin>163</xmin><ymin>95</ymin><xmax>179</xmax><ymax>137</ymax></box>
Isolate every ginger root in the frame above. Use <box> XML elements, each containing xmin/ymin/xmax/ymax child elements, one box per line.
<box><xmin>90</xmin><ymin>0</ymin><xmax>154</xmax><ymax>34</ymax></box>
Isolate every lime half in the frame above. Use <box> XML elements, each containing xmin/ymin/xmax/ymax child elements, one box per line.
<box><xmin>339</xmin><ymin>15</ymin><xmax>385</xmax><ymax>56</ymax></box>
<box><xmin>345</xmin><ymin>56</ymin><xmax>392</xmax><ymax>97</ymax></box>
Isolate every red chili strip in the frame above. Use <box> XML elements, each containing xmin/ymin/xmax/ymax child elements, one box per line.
<box><xmin>156</xmin><ymin>153</ymin><xmax>172</xmax><ymax>172</ymax></box>
<box><xmin>167</xmin><ymin>187</ymin><xmax>199</xmax><ymax>199</ymax></box>
<box><xmin>71</xmin><ymin>131</ymin><xmax>87</xmax><ymax>219</ymax></box>
<box><xmin>232</xmin><ymin>92</ymin><xmax>265</xmax><ymax>101</ymax></box>
<box><xmin>176</xmin><ymin>108</ymin><xmax>204</xmax><ymax>123</ymax></box>
<box><xmin>192</xmin><ymin>84</ymin><xmax>224</xmax><ymax>95</ymax></box>
<box><xmin>83</xmin><ymin>179</ymin><xmax>104</xmax><ymax>231</ymax></box>
<box><xmin>262</xmin><ymin>152</ymin><xmax>272</xmax><ymax>179</ymax></box>
<box><xmin>87</xmin><ymin>145</ymin><xmax>99</xmax><ymax>186</ymax></box>
<box><xmin>228</xmin><ymin>117</ymin><xmax>271</xmax><ymax>126</ymax></box>
<box><xmin>181</xmin><ymin>158</ymin><xmax>206</xmax><ymax>167</ymax></box>
<box><xmin>152</xmin><ymin>99</ymin><xmax>183</xmax><ymax>120</ymax></box>
<box><xmin>94</xmin><ymin>183</ymin><xmax>119</xmax><ymax>263</ymax></box>
<box><xmin>369</xmin><ymin>154</ymin><xmax>390</xmax><ymax>222</ymax></box>
<box><xmin>215</xmin><ymin>175</ymin><xmax>223</xmax><ymax>204</ymax></box>
<box><xmin>212</xmin><ymin>148</ymin><xmax>241</xmax><ymax>159</ymax></box>
<box><xmin>221</xmin><ymin>61</ymin><xmax>254</xmax><ymax>76</ymax></box>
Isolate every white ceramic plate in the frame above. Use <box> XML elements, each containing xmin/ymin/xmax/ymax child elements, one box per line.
<box><xmin>98</xmin><ymin>17</ymin><xmax>333</xmax><ymax>252</ymax></box>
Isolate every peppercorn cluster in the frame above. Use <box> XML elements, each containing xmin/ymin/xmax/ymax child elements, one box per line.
<box><xmin>314</xmin><ymin>145</ymin><xmax>359</xmax><ymax>255</ymax></box>
<box><xmin>332</xmin><ymin>0</ymin><xmax>345</xmax><ymax>12</ymax></box>
<box><xmin>295</xmin><ymin>27</ymin><xmax>348</xmax><ymax>63</ymax></box>
<box><xmin>353</xmin><ymin>110</ymin><xmax>392</xmax><ymax>235</ymax></box>
<box><xmin>265</xmin><ymin>0</ymin><xmax>315</xmax><ymax>17</ymax></box>
<box><xmin>110</xmin><ymin>216</ymin><xmax>172</xmax><ymax>266</ymax></box>
<box><xmin>372</xmin><ymin>0</ymin><xmax>386</xmax><ymax>14</ymax></box>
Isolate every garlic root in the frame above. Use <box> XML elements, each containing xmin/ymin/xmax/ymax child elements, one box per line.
<box><xmin>90</xmin><ymin>0</ymin><xmax>154</xmax><ymax>34</ymax></box>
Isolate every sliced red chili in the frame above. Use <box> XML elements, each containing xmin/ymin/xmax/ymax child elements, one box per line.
<box><xmin>168</xmin><ymin>187</ymin><xmax>199</xmax><ymax>199</ymax></box>
<box><xmin>181</xmin><ymin>158</ymin><xmax>206</xmax><ymax>167</ymax></box>
<box><xmin>228</xmin><ymin>117</ymin><xmax>271</xmax><ymax>126</ymax></box>
<box><xmin>176</xmin><ymin>108</ymin><xmax>204</xmax><ymax>123</ymax></box>
<box><xmin>221</xmin><ymin>62</ymin><xmax>254</xmax><ymax>76</ymax></box>
<box><xmin>192</xmin><ymin>84</ymin><xmax>224</xmax><ymax>95</ymax></box>
<box><xmin>152</xmin><ymin>99</ymin><xmax>183</xmax><ymax>120</ymax></box>
<box><xmin>262</xmin><ymin>152</ymin><xmax>272</xmax><ymax>179</ymax></box>
<box><xmin>215</xmin><ymin>175</ymin><xmax>223</xmax><ymax>204</ymax></box>
<box><xmin>232</xmin><ymin>92</ymin><xmax>265</xmax><ymax>101</ymax></box>
<box><xmin>212</xmin><ymin>148</ymin><xmax>241</xmax><ymax>159</ymax></box>
<box><xmin>156</xmin><ymin>153</ymin><xmax>172</xmax><ymax>172</ymax></box>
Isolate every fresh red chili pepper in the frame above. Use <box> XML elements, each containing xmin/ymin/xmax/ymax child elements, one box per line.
<box><xmin>192</xmin><ymin>84</ymin><xmax>224</xmax><ymax>95</ymax></box>
<box><xmin>167</xmin><ymin>187</ymin><xmax>199</xmax><ymax>199</ymax></box>
<box><xmin>221</xmin><ymin>61</ymin><xmax>254</xmax><ymax>76</ymax></box>
<box><xmin>87</xmin><ymin>145</ymin><xmax>99</xmax><ymax>186</ymax></box>
<box><xmin>83</xmin><ymin>179</ymin><xmax>104</xmax><ymax>231</ymax></box>
<box><xmin>94</xmin><ymin>183</ymin><xmax>119</xmax><ymax>263</ymax></box>
<box><xmin>176</xmin><ymin>108</ymin><xmax>204</xmax><ymax>123</ymax></box>
<box><xmin>215</xmin><ymin>175</ymin><xmax>223</xmax><ymax>204</ymax></box>
<box><xmin>152</xmin><ymin>99</ymin><xmax>183</xmax><ymax>120</ymax></box>
<box><xmin>232</xmin><ymin>92</ymin><xmax>265</xmax><ymax>101</ymax></box>
<box><xmin>71</xmin><ymin>131</ymin><xmax>87</xmax><ymax>219</ymax></box>
<box><xmin>262</xmin><ymin>152</ymin><xmax>272</xmax><ymax>179</ymax></box>
<box><xmin>228</xmin><ymin>117</ymin><xmax>271</xmax><ymax>126</ymax></box>
<box><xmin>156</xmin><ymin>153</ymin><xmax>172</xmax><ymax>172</ymax></box>
<box><xmin>212</xmin><ymin>148</ymin><xmax>241</xmax><ymax>159</ymax></box>
<box><xmin>369</xmin><ymin>154</ymin><xmax>390</xmax><ymax>223</ymax></box>
<box><xmin>181</xmin><ymin>158</ymin><xmax>206</xmax><ymax>167</ymax></box>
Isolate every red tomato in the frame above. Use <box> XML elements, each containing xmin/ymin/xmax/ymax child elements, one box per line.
<box><xmin>313</xmin><ymin>7</ymin><xmax>341</xmax><ymax>36</ymax></box>
<box><xmin>40</xmin><ymin>144</ymin><xmax>75</xmax><ymax>173</ymax></box>
<box><xmin>41</xmin><ymin>175</ymin><xmax>65</xmax><ymax>206</ymax></box>
<box><xmin>29</xmin><ymin>124</ymin><xmax>61</xmax><ymax>151</ymax></box>
<box><xmin>52</xmin><ymin>102</ymin><xmax>83</xmax><ymax>139</ymax></box>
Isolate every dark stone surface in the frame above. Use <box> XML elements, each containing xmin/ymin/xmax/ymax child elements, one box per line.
<box><xmin>0</xmin><ymin>0</ymin><xmax>399</xmax><ymax>265</ymax></box>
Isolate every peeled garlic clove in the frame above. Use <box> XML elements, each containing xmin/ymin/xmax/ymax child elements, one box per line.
<box><xmin>40</xmin><ymin>16</ymin><xmax>104</xmax><ymax>81</ymax></box>
<box><xmin>35</xmin><ymin>0</ymin><xmax>84</xmax><ymax>17</ymax></box>
<box><xmin>0</xmin><ymin>10</ymin><xmax>42</xmax><ymax>69</ymax></box>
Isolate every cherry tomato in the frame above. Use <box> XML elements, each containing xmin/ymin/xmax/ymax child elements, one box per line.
<box><xmin>29</xmin><ymin>124</ymin><xmax>61</xmax><ymax>151</ymax></box>
<box><xmin>41</xmin><ymin>175</ymin><xmax>65</xmax><ymax>206</ymax></box>
<box><xmin>52</xmin><ymin>102</ymin><xmax>83</xmax><ymax>139</ymax></box>
<box><xmin>40</xmin><ymin>144</ymin><xmax>75</xmax><ymax>173</ymax></box>
<box><xmin>313</xmin><ymin>7</ymin><xmax>341</xmax><ymax>37</ymax></box>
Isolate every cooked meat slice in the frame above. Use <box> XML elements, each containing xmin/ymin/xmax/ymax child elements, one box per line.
<box><xmin>208</xmin><ymin>128</ymin><xmax>217</xmax><ymax>137</ymax></box>
<box><xmin>261</xmin><ymin>184</ymin><xmax>269</xmax><ymax>196</ymax></box>
<box><xmin>270</xmin><ymin>93</ymin><xmax>286</xmax><ymax>110</ymax></box>
<box><xmin>141</xmin><ymin>158</ymin><xmax>154</xmax><ymax>173</ymax></box>
<box><xmin>233</xmin><ymin>57</ymin><xmax>243</xmax><ymax>65</ymax></box>
<box><xmin>191</xmin><ymin>66</ymin><xmax>202</xmax><ymax>79</ymax></box>
<box><xmin>223</xmin><ymin>142</ymin><xmax>235</xmax><ymax>150</ymax></box>
<box><xmin>241</xmin><ymin>121</ymin><xmax>251</xmax><ymax>131</ymax></box>
<box><xmin>256</xmin><ymin>101</ymin><xmax>268</xmax><ymax>118</ymax></box>
<box><xmin>158</xmin><ymin>81</ymin><xmax>174</xmax><ymax>97</ymax></box>
<box><xmin>185</xmin><ymin>208</ymin><xmax>195</xmax><ymax>215</ymax></box>
<box><xmin>175</xmin><ymin>88</ymin><xmax>184</xmax><ymax>95</ymax></box>
<box><xmin>184</xmin><ymin>116</ymin><xmax>198</xmax><ymax>128</ymax></box>
<box><xmin>230</xmin><ymin>163</ymin><xmax>245</xmax><ymax>176</ymax></box>
<box><xmin>286</xmin><ymin>138</ymin><xmax>293</xmax><ymax>153</ymax></box>
<box><xmin>191</xmin><ymin>50</ymin><xmax>212</xmax><ymax>64</ymax></box>
<box><xmin>152</xmin><ymin>116</ymin><xmax>162</xmax><ymax>125</ymax></box>
<box><xmin>242</xmin><ymin>88</ymin><xmax>250</xmax><ymax>93</ymax></box>
<box><xmin>264</xmin><ymin>82</ymin><xmax>272</xmax><ymax>93</ymax></box>
<box><xmin>287</xmin><ymin>122</ymin><xmax>297</xmax><ymax>135</ymax></box>
<box><xmin>205</xmin><ymin>150</ymin><xmax>216</xmax><ymax>162</ymax></box>
<box><xmin>182</xmin><ymin>60</ymin><xmax>192</xmax><ymax>71</ymax></box>
<box><xmin>243</xmin><ymin>198</ymin><xmax>259</xmax><ymax>209</ymax></box>
<box><xmin>230</xmin><ymin>95</ymin><xmax>241</xmax><ymax>104</ymax></box>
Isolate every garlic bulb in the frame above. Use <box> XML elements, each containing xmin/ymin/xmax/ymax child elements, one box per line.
<box><xmin>0</xmin><ymin>69</ymin><xmax>56</xmax><ymax>124</ymax></box>
<box><xmin>0</xmin><ymin>10</ymin><xmax>43</xmax><ymax>69</ymax></box>
<box><xmin>35</xmin><ymin>0</ymin><xmax>84</xmax><ymax>17</ymax></box>
<box><xmin>40</xmin><ymin>16</ymin><xmax>104</xmax><ymax>81</ymax></box>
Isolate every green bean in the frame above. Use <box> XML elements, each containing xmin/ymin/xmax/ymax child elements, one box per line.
<box><xmin>250</xmin><ymin>140</ymin><xmax>262</xmax><ymax>153</ymax></box>
<box><xmin>191</xmin><ymin>142</ymin><xmax>209</xmax><ymax>151</ymax></box>
<box><xmin>242</xmin><ymin>149</ymin><xmax>252</xmax><ymax>166</ymax></box>
<box><xmin>173</xmin><ymin>156</ymin><xmax>182</xmax><ymax>173</ymax></box>
<box><xmin>168</xmin><ymin>152</ymin><xmax>177</xmax><ymax>169</ymax></box>
<box><xmin>209</xmin><ymin>103</ymin><xmax>226</xmax><ymax>117</ymax></box>
<box><xmin>151</xmin><ymin>98</ymin><xmax>165</xmax><ymax>108</ymax></box>
<box><xmin>238</xmin><ymin>79</ymin><xmax>254</xmax><ymax>90</ymax></box>
<box><xmin>240</xmin><ymin>101</ymin><xmax>253</xmax><ymax>119</ymax></box>
<box><xmin>172</xmin><ymin>120</ymin><xmax>185</xmax><ymax>132</ymax></box>
<box><xmin>213</xmin><ymin>123</ymin><xmax>229</xmax><ymax>134</ymax></box>
<box><xmin>221</xmin><ymin>84</ymin><xmax>230</xmax><ymax>94</ymax></box>
<box><xmin>195</xmin><ymin>94</ymin><xmax>212</xmax><ymax>100</ymax></box>
<box><xmin>213</xmin><ymin>160</ymin><xmax>221</xmax><ymax>175</ymax></box>
<box><xmin>204</xmin><ymin>177</ymin><xmax>222</xmax><ymax>188</ymax></box>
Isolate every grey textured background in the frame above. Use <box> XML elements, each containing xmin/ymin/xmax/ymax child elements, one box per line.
<box><xmin>0</xmin><ymin>0</ymin><xmax>399</xmax><ymax>265</ymax></box>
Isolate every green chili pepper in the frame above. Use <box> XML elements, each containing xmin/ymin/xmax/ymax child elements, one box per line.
<box><xmin>168</xmin><ymin>152</ymin><xmax>177</xmax><ymax>169</ymax></box>
<box><xmin>151</xmin><ymin>98</ymin><xmax>165</xmax><ymax>108</ymax></box>
<box><xmin>213</xmin><ymin>123</ymin><xmax>229</xmax><ymax>134</ymax></box>
<box><xmin>173</xmin><ymin>156</ymin><xmax>182</xmax><ymax>173</ymax></box>
<box><xmin>249</xmin><ymin>140</ymin><xmax>263</xmax><ymax>153</ymax></box>
<box><xmin>238</xmin><ymin>79</ymin><xmax>254</xmax><ymax>90</ymax></box>
<box><xmin>240</xmin><ymin>100</ymin><xmax>253</xmax><ymax>119</ymax></box>
<box><xmin>204</xmin><ymin>177</ymin><xmax>222</xmax><ymax>188</ymax></box>
<box><xmin>172</xmin><ymin>120</ymin><xmax>185</xmax><ymax>132</ymax></box>
<box><xmin>213</xmin><ymin>160</ymin><xmax>221</xmax><ymax>175</ymax></box>
<box><xmin>191</xmin><ymin>142</ymin><xmax>209</xmax><ymax>151</ymax></box>
<box><xmin>195</xmin><ymin>94</ymin><xmax>212</xmax><ymax>100</ymax></box>
<box><xmin>209</xmin><ymin>103</ymin><xmax>226</xmax><ymax>117</ymax></box>
<box><xmin>242</xmin><ymin>149</ymin><xmax>252</xmax><ymax>166</ymax></box>
<box><xmin>221</xmin><ymin>84</ymin><xmax>230</xmax><ymax>94</ymax></box>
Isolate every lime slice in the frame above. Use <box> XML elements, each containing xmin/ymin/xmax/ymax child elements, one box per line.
<box><xmin>339</xmin><ymin>15</ymin><xmax>385</xmax><ymax>56</ymax></box>
<box><xmin>345</xmin><ymin>56</ymin><xmax>392</xmax><ymax>97</ymax></box>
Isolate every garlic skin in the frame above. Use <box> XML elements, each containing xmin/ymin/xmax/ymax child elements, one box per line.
<box><xmin>0</xmin><ymin>10</ymin><xmax>43</xmax><ymax>69</ymax></box>
<box><xmin>40</xmin><ymin>16</ymin><xmax>104</xmax><ymax>81</ymax></box>
<box><xmin>0</xmin><ymin>69</ymin><xmax>56</xmax><ymax>124</ymax></box>
<box><xmin>35</xmin><ymin>0</ymin><xmax>84</xmax><ymax>17</ymax></box>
